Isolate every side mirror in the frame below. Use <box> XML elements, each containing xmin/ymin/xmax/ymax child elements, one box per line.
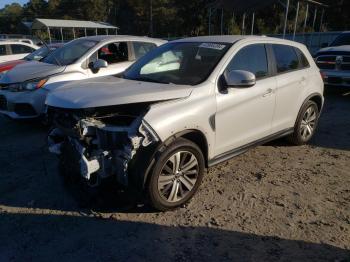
<box><xmin>321</xmin><ymin>42</ymin><xmax>329</xmax><ymax>48</ymax></box>
<box><xmin>90</xmin><ymin>59</ymin><xmax>108</xmax><ymax>72</ymax></box>
<box><xmin>224</xmin><ymin>70</ymin><xmax>256</xmax><ymax>88</ymax></box>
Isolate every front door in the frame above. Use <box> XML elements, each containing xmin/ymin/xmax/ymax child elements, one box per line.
<box><xmin>215</xmin><ymin>44</ymin><xmax>277</xmax><ymax>156</ymax></box>
<box><xmin>87</xmin><ymin>41</ymin><xmax>133</xmax><ymax>77</ymax></box>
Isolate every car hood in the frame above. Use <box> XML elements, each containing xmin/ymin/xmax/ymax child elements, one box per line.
<box><xmin>0</xmin><ymin>61</ymin><xmax>65</xmax><ymax>84</ymax></box>
<box><xmin>46</xmin><ymin>76</ymin><xmax>193</xmax><ymax>109</ymax></box>
<box><xmin>0</xmin><ymin>59</ymin><xmax>26</xmax><ymax>72</ymax></box>
<box><xmin>318</xmin><ymin>45</ymin><xmax>350</xmax><ymax>53</ymax></box>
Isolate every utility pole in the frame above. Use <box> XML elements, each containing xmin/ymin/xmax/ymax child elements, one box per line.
<box><xmin>293</xmin><ymin>1</ymin><xmax>300</xmax><ymax>40</ymax></box>
<box><xmin>283</xmin><ymin>0</ymin><xmax>290</xmax><ymax>38</ymax></box>
<box><xmin>241</xmin><ymin>13</ymin><xmax>246</xmax><ymax>35</ymax></box>
<box><xmin>150</xmin><ymin>0</ymin><xmax>153</xmax><ymax>36</ymax></box>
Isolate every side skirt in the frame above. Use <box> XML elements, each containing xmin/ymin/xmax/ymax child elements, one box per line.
<box><xmin>208</xmin><ymin>128</ymin><xmax>294</xmax><ymax>167</ymax></box>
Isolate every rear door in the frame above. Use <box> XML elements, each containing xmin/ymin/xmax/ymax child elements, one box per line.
<box><xmin>270</xmin><ymin>44</ymin><xmax>309</xmax><ymax>133</ymax></box>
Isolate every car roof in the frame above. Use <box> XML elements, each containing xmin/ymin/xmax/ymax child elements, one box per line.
<box><xmin>173</xmin><ymin>35</ymin><xmax>249</xmax><ymax>43</ymax></box>
<box><xmin>76</xmin><ymin>35</ymin><xmax>167</xmax><ymax>45</ymax></box>
<box><xmin>172</xmin><ymin>35</ymin><xmax>307</xmax><ymax>49</ymax></box>
<box><xmin>0</xmin><ymin>40</ymin><xmax>36</xmax><ymax>45</ymax></box>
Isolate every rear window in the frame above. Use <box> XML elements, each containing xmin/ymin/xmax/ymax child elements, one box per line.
<box><xmin>11</xmin><ymin>44</ymin><xmax>34</xmax><ymax>54</ymax></box>
<box><xmin>132</xmin><ymin>42</ymin><xmax>157</xmax><ymax>59</ymax></box>
<box><xmin>294</xmin><ymin>47</ymin><xmax>310</xmax><ymax>68</ymax></box>
<box><xmin>272</xmin><ymin>44</ymin><xmax>299</xmax><ymax>73</ymax></box>
<box><xmin>330</xmin><ymin>34</ymin><xmax>350</xmax><ymax>47</ymax></box>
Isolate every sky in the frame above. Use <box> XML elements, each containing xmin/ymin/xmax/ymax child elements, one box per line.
<box><xmin>0</xmin><ymin>0</ymin><xmax>29</xmax><ymax>9</ymax></box>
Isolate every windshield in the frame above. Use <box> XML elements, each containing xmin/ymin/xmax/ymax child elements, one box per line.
<box><xmin>42</xmin><ymin>39</ymin><xmax>98</xmax><ymax>66</ymax></box>
<box><xmin>24</xmin><ymin>46</ymin><xmax>56</xmax><ymax>61</ymax></box>
<box><xmin>123</xmin><ymin>42</ymin><xmax>231</xmax><ymax>85</ymax></box>
<box><xmin>330</xmin><ymin>34</ymin><xmax>350</xmax><ymax>47</ymax></box>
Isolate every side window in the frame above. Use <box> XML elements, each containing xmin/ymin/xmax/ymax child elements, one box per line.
<box><xmin>11</xmin><ymin>44</ymin><xmax>34</xmax><ymax>54</ymax></box>
<box><xmin>132</xmin><ymin>42</ymin><xmax>157</xmax><ymax>60</ymax></box>
<box><xmin>87</xmin><ymin>51</ymin><xmax>98</xmax><ymax>67</ymax></box>
<box><xmin>0</xmin><ymin>45</ymin><xmax>6</xmax><ymax>56</ymax></box>
<box><xmin>97</xmin><ymin>41</ymin><xmax>129</xmax><ymax>64</ymax></box>
<box><xmin>272</xmin><ymin>44</ymin><xmax>299</xmax><ymax>73</ymax></box>
<box><xmin>294</xmin><ymin>47</ymin><xmax>310</xmax><ymax>68</ymax></box>
<box><xmin>226</xmin><ymin>44</ymin><xmax>268</xmax><ymax>79</ymax></box>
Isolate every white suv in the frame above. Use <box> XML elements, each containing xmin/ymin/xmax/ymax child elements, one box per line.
<box><xmin>47</xmin><ymin>36</ymin><xmax>324</xmax><ymax>211</ymax></box>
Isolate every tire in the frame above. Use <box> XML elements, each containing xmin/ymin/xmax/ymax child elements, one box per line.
<box><xmin>288</xmin><ymin>100</ymin><xmax>319</xmax><ymax>145</ymax></box>
<box><xmin>147</xmin><ymin>137</ymin><xmax>205</xmax><ymax>211</ymax></box>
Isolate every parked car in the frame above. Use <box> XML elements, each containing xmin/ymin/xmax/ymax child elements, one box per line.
<box><xmin>0</xmin><ymin>38</ymin><xmax>36</xmax><ymax>45</ymax></box>
<box><xmin>314</xmin><ymin>31</ymin><xmax>350</xmax><ymax>87</ymax></box>
<box><xmin>46</xmin><ymin>35</ymin><xmax>324</xmax><ymax>211</ymax></box>
<box><xmin>0</xmin><ymin>43</ymin><xmax>64</xmax><ymax>80</ymax></box>
<box><xmin>0</xmin><ymin>35</ymin><xmax>166</xmax><ymax>119</ymax></box>
<box><xmin>0</xmin><ymin>34</ymin><xmax>40</xmax><ymax>45</ymax></box>
<box><xmin>0</xmin><ymin>41</ymin><xmax>39</xmax><ymax>63</ymax></box>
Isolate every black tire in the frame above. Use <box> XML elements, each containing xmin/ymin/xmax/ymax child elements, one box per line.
<box><xmin>288</xmin><ymin>100</ymin><xmax>319</xmax><ymax>145</ymax></box>
<box><xmin>147</xmin><ymin>137</ymin><xmax>205</xmax><ymax>211</ymax></box>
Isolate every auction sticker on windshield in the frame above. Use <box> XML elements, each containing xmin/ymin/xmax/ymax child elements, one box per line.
<box><xmin>199</xmin><ymin>43</ymin><xmax>226</xmax><ymax>50</ymax></box>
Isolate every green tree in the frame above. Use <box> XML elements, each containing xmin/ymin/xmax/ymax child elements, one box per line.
<box><xmin>0</xmin><ymin>3</ymin><xmax>23</xmax><ymax>33</ymax></box>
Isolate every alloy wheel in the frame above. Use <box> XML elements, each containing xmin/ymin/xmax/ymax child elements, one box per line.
<box><xmin>300</xmin><ymin>105</ymin><xmax>317</xmax><ymax>140</ymax></box>
<box><xmin>157</xmin><ymin>151</ymin><xmax>199</xmax><ymax>203</ymax></box>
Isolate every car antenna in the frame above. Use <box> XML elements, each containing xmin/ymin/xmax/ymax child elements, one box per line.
<box><xmin>37</xmin><ymin>36</ymin><xmax>62</xmax><ymax>66</ymax></box>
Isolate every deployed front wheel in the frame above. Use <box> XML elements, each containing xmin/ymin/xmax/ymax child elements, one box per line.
<box><xmin>148</xmin><ymin>138</ymin><xmax>205</xmax><ymax>211</ymax></box>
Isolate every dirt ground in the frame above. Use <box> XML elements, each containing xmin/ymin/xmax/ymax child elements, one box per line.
<box><xmin>0</xmin><ymin>90</ymin><xmax>349</xmax><ymax>262</ymax></box>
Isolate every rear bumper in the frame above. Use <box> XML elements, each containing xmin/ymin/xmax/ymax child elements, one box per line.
<box><xmin>0</xmin><ymin>89</ymin><xmax>48</xmax><ymax>119</ymax></box>
<box><xmin>321</xmin><ymin>69</ymin><xmax>350</xmax><ymax>87</ymax></box>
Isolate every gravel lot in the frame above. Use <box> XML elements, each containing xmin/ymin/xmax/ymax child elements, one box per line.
<box><xmin>0</xmin><ymin>91</ymin><xmax>349</xmax><ymax>262</ymax></box>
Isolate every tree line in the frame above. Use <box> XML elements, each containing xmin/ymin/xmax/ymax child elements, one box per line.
<box><xmin>0</xmin><ymin>0</ymin><xmax>349</xmax><ymax>38</ymax></box>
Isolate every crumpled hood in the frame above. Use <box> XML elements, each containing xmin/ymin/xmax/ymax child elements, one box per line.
<box><xmin>317</xmin><ymin>45</ymin><xmax>350</xmax><ymax>53</ymax></box>
<box><xmin>0</xmin><ymin>61</ymin><xmax>65</xmax><ymax>84</ymax></box>
<box><xmin>46</xmin><ymin>76</ymin><xmax>193</xmax><ymax>109</ymax></box>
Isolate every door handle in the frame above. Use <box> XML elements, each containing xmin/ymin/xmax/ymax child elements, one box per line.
<box><xmin>262</xmin><ymin>88</ymin><xmax>273</xmax><ymax>97</ymax></box>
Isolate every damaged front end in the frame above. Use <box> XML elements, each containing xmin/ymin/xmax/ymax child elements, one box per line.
<box><xmin>48</xmin><ymin>103</ymin><xmax>159</xmax><ymax>187</ymax></box>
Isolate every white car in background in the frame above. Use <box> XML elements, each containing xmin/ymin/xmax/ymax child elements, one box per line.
<box><xmin>0</xmin><ymin>41</ymin><xmax>39</xmax><ymax>63</ymax></box>
<box><xmin>46</xmin><ymin>36</ymin><xmax>324</xmax><ymax>211</ymax></box>
<box><xmin>0</xmin><ymin>35</ymin><xmax>166</xmax><ymax>119</ymax></box>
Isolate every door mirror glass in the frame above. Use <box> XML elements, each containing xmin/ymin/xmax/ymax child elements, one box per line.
<box><xmin>91</xmin><ymin>59</ymin><xmax>108</xmax><ymax>72</ymax></box>
<box><xmin>224</xmin><ymin>70</ymin><xmax>256</xmax><ymax>88</ymax></box>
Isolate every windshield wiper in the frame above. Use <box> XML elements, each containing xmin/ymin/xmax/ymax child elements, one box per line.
<box><xmin>125</xmin><ymin>75</ymin><xmax>171</xmax><ymax>84</ymax></box>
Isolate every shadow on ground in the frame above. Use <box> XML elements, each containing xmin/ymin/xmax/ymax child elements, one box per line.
<box><xmin>0</xmin><ymin>212</ymin><xmax>349</xmax><ymax>262</ymax></box>
<box><xmin>0</xmin><ymin>89</ymin><xmax>350</xmax><ymax>262</ymax></box>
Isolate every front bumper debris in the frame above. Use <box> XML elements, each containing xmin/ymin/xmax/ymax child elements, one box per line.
<box><xmin>48</xmin><ymin>116</ymin><xmax>159</xmax><ymax>187</ymax></box>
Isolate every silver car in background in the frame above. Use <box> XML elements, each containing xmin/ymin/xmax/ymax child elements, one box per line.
<box><xmin>0</xmin><ymin>35</ymin><xmax>166</xmax><ymax>119</ymax></box>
